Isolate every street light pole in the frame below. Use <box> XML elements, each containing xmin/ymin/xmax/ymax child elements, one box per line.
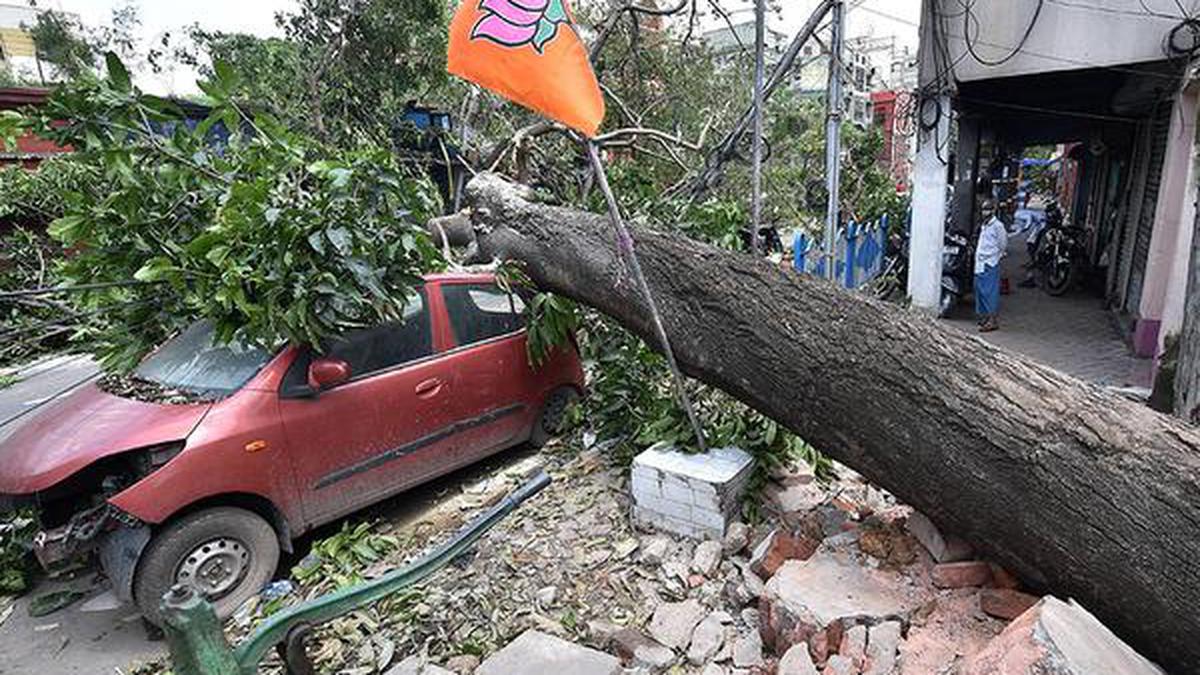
<box><xmin>750</xmin><ymin>0</ymin><xmax>767</xmax><ymax>256</ymax></box>
<box><xmin>824</xmin><ymin>0</ymin><xmax>845</xmax><ymax>280</ymax></box>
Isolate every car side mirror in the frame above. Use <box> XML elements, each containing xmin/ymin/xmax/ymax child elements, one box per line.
<box><xmin>307</xmin><ymin>357</ymin><xmax>351</xmax><ymax>392</ymax></box>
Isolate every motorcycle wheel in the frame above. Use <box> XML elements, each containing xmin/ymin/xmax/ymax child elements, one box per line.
<box><xmin>1044</xmin><ymin>262</ymin><xmax>1075</xmax><ymax>297</ymax></box>
<box><xmin>938</xmin><ymin>289</ymin><xmax>957</xmax><ymax>318</ymax></box>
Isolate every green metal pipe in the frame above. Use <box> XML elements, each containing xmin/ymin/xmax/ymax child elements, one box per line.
<box><xmin>230</xmin><ymin>470</ymin><xmax>552</xmax><ymax>674</ymax></box>
<box><xmin>161</xmin><ymin>584</ymin><xmax>242</xmax><ymax>675</ymax></box>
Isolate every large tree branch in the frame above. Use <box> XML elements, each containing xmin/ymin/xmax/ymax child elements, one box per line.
<box><xmin>462</xmin><ymin>173</ymin><xmax>1200</xmax><ymax>673</ymax></box>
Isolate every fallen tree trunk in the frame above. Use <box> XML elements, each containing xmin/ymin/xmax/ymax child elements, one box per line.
<box><xmin>463</xmin><ymin>174</ymin><xmax>1200</xmax><ymax>673</ymax></box>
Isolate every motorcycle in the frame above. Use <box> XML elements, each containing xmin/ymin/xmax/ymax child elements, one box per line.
<box><xmin>1035</xmin><ymin>220</ymin><xmax>1087</xmax><ymax>296</ymax></box>
<box><xmin>872</xmin><ymin>228</ymin><xmax>909</xmax><ymax>302</ymax></box>
<box><xmin>939</xmin><ymin>231</ymin><xmax>973</xmax><ymax>318</ymax></box>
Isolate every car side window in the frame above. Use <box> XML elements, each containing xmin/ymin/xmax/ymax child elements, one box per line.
<box><xmin>442</xmin><ymin>283</ymin><xmax>526</xmax><ymax>347</ymax></box>
<box><xmin>281</xmin><ymin>290</ymin><xmax>431</xmax><ymax>394</ymax></box>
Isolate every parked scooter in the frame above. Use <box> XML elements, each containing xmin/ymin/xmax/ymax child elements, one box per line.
<box><xmin>939</xmin><ymin>230</ymin><xmax>973</xmax><ymax>318</ymax></box>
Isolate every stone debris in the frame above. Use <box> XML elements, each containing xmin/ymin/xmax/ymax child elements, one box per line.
<box><xmin>640</xmin><ymin>535</ymin><xmax>672</xmax><ymax>566</ymax></box>
<box><xmin>906</xmin><ymin>511</ymin><xmax>974</xmax><ymax>563</ymax></box>
<box><xmin>535</xmin><ymin>585</ymin><xmax>559</xmax><ymax>607</ymax></box>
<box><xmin>236</xmin><ymin>443</ymin><xmax>1162</xmax><ymax>675</ymax></box>
<box><xmin>442</xmin><ymin>654</ymin><xmax>480</xmax><ymax>674</ymax></box>
<box><xmin>610</xmin><ymin>628</ymin><xmax>675</xmax><ymax>671</ymax></box>
<box><xmin>979</xmin><ymin>588</ymin><xmax>1041</xmax><ymax>621</ymax></box>
<box><xmin>384</xmin><ymin>655</ymin><xmax>455</xmax><ymax>675</ymax></box>
<box><xmin>631</xmin><ymin>445</ymin><xmax>753</xmax><ymax>539</ymax></box>
<box><xmin>863</xmin><ymin>621</ymin><xmax>902</xmax><ymax>675</ymax></box>
<box><xmin>647</xmin><ymin>599</ymin><xmax>707</xmax><ymax>650</ymax></box>
<box><xmin>824</xmin><ymin>654</ymin><xmax>856</xmax><ymax>675</ymax></box>
<box><xmin>761</xmin><ymin>548</ymin><xmax>919</xmax><ymax>662</ymax></box>
<box><xmin>778</xmin><ymin>642</ymin><xmax>819</xmax><ymax>675</ymax></box>
<box><xmin>962</xmin><ymin>597</ymin><xmax>1164</xmax><ymax>674</ymax></box>
<box><xmin>475</xmin><ymin>630</ymin><xmax>621</xmax><ymax>675</ymax></box>
<box><xmin>730</xmin><ymin>629</ymin><xmax>764</xmax><ymax>668</ymax></box>
<box><xmin>693</xmin><ymin>540</ymin><xmax>724</xmax><ymax>577</ymax></box>
<box><xmin>722</xmin><ymin>521</ymin><xmax>750</xmax><ymax>556</ymax></box>
<box><xmin>687</xmin><ymin>612</ymin><xmax>730</xmax><ymax>665</ymax></box>
<box><xmin>765</xmin><ymin>480</ymin><xmax>827</xmax><ymax>517</ymax></box>
<box><xmin>931</xmin><ymin>561</ymin><xmax>994</xmax><ymax>589</ymax></box>
<box><xmin>838</xmin><ymin>624</ymin><xmax>867</xmax><ymax>670</ymax></box>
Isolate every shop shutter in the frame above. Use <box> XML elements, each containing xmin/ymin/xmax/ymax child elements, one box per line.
<box><xmin>1124</xmin><ymin>99</ymin><xmax>1173</xmax><ymax>314</ymax></box>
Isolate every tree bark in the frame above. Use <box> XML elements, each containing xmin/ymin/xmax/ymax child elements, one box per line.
<box><xmin>1175</xmin><ymin>212</ymin><xmax>1200</xmax><ymax>423</ymax></box>
<box><xmin>463</xmin><ymin>173</ymin><xmax>1200</xmax><ymax>673</ymax></box>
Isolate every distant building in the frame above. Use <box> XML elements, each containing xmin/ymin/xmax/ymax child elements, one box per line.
<box><xmin>701</xmin><ymin>18</ymin><xmax>878</xmax><ymax>127</ymax></box>
<box><xmin>0</xmin><ymin>3</ymin><xmax>43</xmax><ymax>83</ymax></box>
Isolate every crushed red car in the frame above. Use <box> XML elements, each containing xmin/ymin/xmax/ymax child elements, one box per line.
<box><xmin>0</xmin><ymin>273</ymin><xmax>584</xmax><ymax>623</ymax></box>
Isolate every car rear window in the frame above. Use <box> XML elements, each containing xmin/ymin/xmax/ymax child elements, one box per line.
<box><xmin>442</xmin><ymin>283</ymin><xmax>526</xmax><ymax>347</ymax></box>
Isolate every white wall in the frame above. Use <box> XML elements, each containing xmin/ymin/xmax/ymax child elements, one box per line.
<box><xmin>935</xmin><ymin>0</ymin><xmax>1200</xmax><ymax>82</ymax></box>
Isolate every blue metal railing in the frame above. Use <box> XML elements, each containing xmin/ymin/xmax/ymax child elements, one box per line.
<box><xmin>793</xmin><ymin>215</ymin><xmax>890</xmax><ymax>290</ymax></box>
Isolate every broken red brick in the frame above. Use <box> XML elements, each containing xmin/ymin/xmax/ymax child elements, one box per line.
<box><xmin>749</xmin><ymin>529</ymin><xmax>820</xmax><ymax>579</ymax></box>
<box><xmin>979</xmin><ymin>588</ymin><xmax>1040</xmax><ymax>621</ymax></box>
<box><xmin>931</xmin><ymin>561</ymin><xmax>994</xmax><ymax>589</ymax></box>
<box><xmin>987</xmin><ymin>563</ymin><xmax>1021</xmax><ymax>590</ymax></box>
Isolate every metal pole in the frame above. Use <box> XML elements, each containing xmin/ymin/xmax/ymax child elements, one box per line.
<box><xmin>161</xmin><ymin>585</ymin><xmax>240</xmax><ymax>675</ymax></box>
<box><xmin>586</xmin><ymin>142</ymin><xmax>707</xmax><ymax>452</ymax></box>
<box><xmin>824</xmin><ymin>0</ymin><xmax>845</xmax><ymax>280</ymax></box>
<box><xmin>750</xmin><ymin>0</ymin><xmax>767</xmax><ymax>256</ymax></box>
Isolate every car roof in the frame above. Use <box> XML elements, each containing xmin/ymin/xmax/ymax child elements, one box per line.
<box><xmin>422</xmin><ymin>271</ymin><xmax>497</xmax><ymax>283</ymax></box>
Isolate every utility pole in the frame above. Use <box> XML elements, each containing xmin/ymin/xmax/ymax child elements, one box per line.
<box><xmin>824</xmin><ymin>0</ymin><xmax>845</xmax><ymax>280</ymax></box>
<box><xmin>908</xmin><ymin>0</ymin><xmax>951</xmax><ymax>310</ymax></box>
<box><xmin>750</xmin><ymin>0</ymin><xmax>767</xmax><ymax>256</ymax></box>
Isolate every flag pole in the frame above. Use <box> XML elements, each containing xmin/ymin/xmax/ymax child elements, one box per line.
<box><xmin>586</xmin><ymin>141</ymin><xmax>708</xmax><ymax>453</ymax></box>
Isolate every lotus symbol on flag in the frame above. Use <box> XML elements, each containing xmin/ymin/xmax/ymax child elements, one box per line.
<box><xmin>471</xmin><ymin>0</ymin><xmax>569</xmax><ymax>53</ymax></box>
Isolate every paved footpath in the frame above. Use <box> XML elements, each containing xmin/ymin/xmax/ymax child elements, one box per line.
<box><xmin>946</xmin><ymin>239</ymin><xmax>1153</xmax><ymax>389</ymax></box>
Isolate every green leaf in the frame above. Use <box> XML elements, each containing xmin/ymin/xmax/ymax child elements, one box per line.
<box><xmin>47</xmin><ymin>215</ymin><xmax>84</xmax><ymax>243</ymax></box>
<box><xmin>105</xmin><ymin>52</ymin><xmax>131</xmax><ymax>92</ymax></box>
<box><xmin>133</xmin><ymin>256</ymin><xmax>174</xmax><ymax>282</ymax></box>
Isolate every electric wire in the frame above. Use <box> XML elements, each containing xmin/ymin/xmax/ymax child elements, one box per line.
<box><xmin>856</xmin><ymin>3</ymin><xmax>1190</xmax><ymax>82</ymax></box>
<box><xmin>960</xmin><ymin>0</ymin><xmax>1045</xmax><ymax>67</ymax></box>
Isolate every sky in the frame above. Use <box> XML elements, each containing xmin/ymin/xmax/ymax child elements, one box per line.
<box><xmin>29</xmin><ymin>0</ymin><xmax>921</xmax><ymax>94</ymax></box>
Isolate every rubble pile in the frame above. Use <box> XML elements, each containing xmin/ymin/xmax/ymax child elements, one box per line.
<box><xmin>224</xmin><ymin>443</ymin><xmax>1162</xmax><ymax>675</ymax></box>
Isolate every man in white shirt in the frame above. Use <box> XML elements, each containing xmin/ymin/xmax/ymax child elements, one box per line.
<box><xmin>975</xmin><ymin>200</ymin><xmax>1008</xmax><ymax>332</ymax></box>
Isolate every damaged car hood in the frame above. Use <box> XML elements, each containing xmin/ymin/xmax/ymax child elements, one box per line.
<box><xmin>0</xmin><ymin>383</ymin><xmax>212</xmax><ymax>494</ymax></box>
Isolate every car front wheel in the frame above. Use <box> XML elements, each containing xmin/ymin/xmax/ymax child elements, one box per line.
<box><xmin>133</xmin><ymin>506</ymin><xmax>279</xmax><ymax>626</ymax></box>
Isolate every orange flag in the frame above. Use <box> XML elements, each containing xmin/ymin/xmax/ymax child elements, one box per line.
<box><xmin>448</xmin><ymin>0</ymin><xmax>605</xmax><ymax>137</ymax></box>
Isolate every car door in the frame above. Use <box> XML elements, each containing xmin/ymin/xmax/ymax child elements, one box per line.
<box><xmin>438</xmin><ymin>281</ymin><xmax>534</xmax><ymax>462</ymax></box>
<box><xmin>277</xmin><ymin>289</ymin><xmax>458</xmax><ymax>525</ymax></box>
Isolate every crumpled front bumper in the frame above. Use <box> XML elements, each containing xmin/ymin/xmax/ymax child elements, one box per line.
<box><xmin>31</xmin><ymin>502</ymin><xmax>142</xmax><ymax>572</ymax></box>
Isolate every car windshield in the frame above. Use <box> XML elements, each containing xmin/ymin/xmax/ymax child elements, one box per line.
<box><xmin>133</xmin><ymin>321</ymin><xmax>272</xmax><ymax>398</ymax></box>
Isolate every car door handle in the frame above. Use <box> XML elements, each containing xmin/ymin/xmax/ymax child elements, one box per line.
<box><xmin>415</xmin><ymin>378</ymin><xmax>444</xmax><ymax>398</ymax></box>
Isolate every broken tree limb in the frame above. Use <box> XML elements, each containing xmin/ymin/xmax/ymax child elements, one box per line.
<box><xmin>681</xmin><ymin>0</ymin><xmax>835</xmax><ymax>199</ymax></box>
<box><xmin>463</xmin><ymin>173</ymin><xmax>1200</xmax><ymax>673</ymax></box>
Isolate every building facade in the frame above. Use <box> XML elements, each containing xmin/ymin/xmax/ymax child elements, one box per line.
<box><xmin>909</xmin><ymin>0</ymin><xmax>1200</xmax><ymax>369</ymax></box>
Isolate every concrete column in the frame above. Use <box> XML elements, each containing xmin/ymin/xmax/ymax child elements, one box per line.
<box><xmin>908</xmin><ymin>0</ymin><xmax>951</xmax><ymax>310</ymax></box>
<box><xmin>1138</xmin><ymin>87</ymin><xmax>1199</xmax><ymax>357</ymax></box>
<box><xmin>1155</xmin><ymin>85</ymin><xmax>1200</xmax><ymax>354</ymax></box>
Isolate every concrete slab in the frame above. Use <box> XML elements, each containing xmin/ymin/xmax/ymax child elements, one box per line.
<box><xmin>476</xmin><ymin>630</ymin><xmax>621</xmax><ymax>675</ymax></box>
<box><xmin>963</xmin><ymin>596</ymin><xmax>1163</xmax><ymax>674</ymax></box>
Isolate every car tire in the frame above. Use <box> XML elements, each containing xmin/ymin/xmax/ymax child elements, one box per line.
<box><xmin>133</xmin><ymin>506</ymin><xmax>279</xmax><ymax>626</ymax></box>
<box><xmin>529</xmin><ymin>387</ymin><xmax>578</xmax><ymax>448</ymax></box>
